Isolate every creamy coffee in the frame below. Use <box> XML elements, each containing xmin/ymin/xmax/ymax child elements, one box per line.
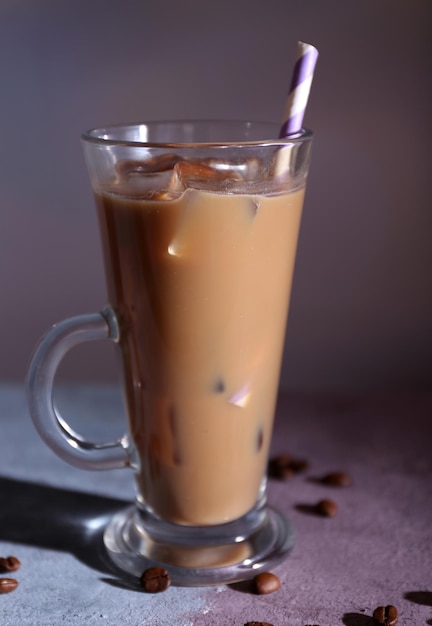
<box><xmin>27</xmin><ymin>121</ymin><xmax>313</xmax><ymax>583</ymax></box>
<box><xmin>95</xmin><ymin>157</ymin><xmax>305</xmax><ymax>526</ymax></box>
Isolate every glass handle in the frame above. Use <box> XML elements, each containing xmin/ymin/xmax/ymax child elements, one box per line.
<box><xmin>26</xmin><ymin>306</ymin><xmax>131</xmax><ymax>470</ymax></box>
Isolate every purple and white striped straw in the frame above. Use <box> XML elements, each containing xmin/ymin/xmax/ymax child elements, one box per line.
<box><xmin>279</xmin><ymin>41</ymin><xmax>319</xmax><ymax>138</ymax></box>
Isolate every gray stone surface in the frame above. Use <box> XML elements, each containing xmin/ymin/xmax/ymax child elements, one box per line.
<box><xmin>1</xmin><ymin>385</ymin><xmax>431</xmax><ymax>625</ymax></box>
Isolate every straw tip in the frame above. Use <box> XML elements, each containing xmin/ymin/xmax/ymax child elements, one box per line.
<box><xmin>297</xmin><ymin>41</ymin><xmax>319</xmax><ymax>57</ymax></box>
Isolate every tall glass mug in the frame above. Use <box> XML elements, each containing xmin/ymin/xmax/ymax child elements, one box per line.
<box><xmin>27</xmin><ymin>121</ymin><xmax>313</xmax><ymax>585</ymax></box>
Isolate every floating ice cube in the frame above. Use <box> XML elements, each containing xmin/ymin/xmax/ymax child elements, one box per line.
<box><xmin>243</xmin><ymin>157</ymin><xmax>263</xmax><ymax>181</ymax></box>
<box><xmin>228</xmin><ymin>383</ymin><xmax>251</xmax><ymax>408</ymax></box>
<box><xmin>113</xmin><ymin>156</ymin><xmax>186</xmax><ymax>199</ymax></box>
<box><xmin>116</xmin><ymin>154</ymin><xmax>181</xmax><ymax>177</ymax></box>
<box><xmin>168</xmin><ymin>160</ymin><xmax>243</xmax><ymax>192</ymax></box>
<box><xmin>247</xmin><ymin>197</ymin><xmax>260</xmax><ymax>219</ymax></box>
<box><xmin>166</xmin><ymin>192</ymin><xmax>194</xmax><ymax>257</ymax></box>
<box><xmin>166</xmin><ymin>165</ymin><xmax>186</xmax><ymax>195</ymax></box>
<box><xmin>203</xmin><ymin>157</ymin><xmax>263</xmax><ymax>182</ymax></box>
<box><xmin>113</xmin><ymin>155</ymin><xmax>270</xmax><ymax>198</ymax></box>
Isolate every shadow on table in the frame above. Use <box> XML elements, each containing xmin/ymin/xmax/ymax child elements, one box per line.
<box><xmin>0</xmin><ymin>476</ymin><xmax>130</xmax><ymax>578</ymax></box>
<box><xmin>405</xmin><ymin>590</ymin><xmax>432</xmax><ymax>606</ymax></box>
<box><xmin>342</xmin><ymin>614</ymin><xmax>374</xmax><ymax>626</ymax></box>
<box><xmin>405</xmin><ymin>590</ymin><xmax>432</xmax><ymax>626</ymax></box>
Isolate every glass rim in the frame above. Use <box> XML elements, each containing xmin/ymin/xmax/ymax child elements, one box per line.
<box><xmin>81</xmin><ymin>119</ymin><xmax>313</xmax><ymax>149</ymax></box>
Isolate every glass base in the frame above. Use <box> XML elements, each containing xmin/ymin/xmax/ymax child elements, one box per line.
<box><xmin>103</xmin><ymin>503</ymin><xmax>294</xmax><ymax>586</ymax></box>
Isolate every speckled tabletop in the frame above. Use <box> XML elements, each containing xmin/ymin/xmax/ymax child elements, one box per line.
<box><xmin>0</xmin><ymin>385</ymin><xmax>431</xmax><ymax>626</ymax></box>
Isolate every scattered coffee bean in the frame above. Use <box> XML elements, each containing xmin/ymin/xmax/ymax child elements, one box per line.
<box><xmin>270</xmin><ymin>462</ymin><xmax>294</xmax><ymax>480</ymax></box>
<box><xmin>268</xmin><ymin>454</ymin><xmax>309</xmax><ymax>480</ymax></box>
<box><xmin>0</xmin><ymin>578</ymin><xmax>18</xmax><ymax>594</ymax></box>
<box><xmin>268</xmin><ymin>454</ymin><xmax>292</xmax><ymax>479</ymax></box>
<box><xmin>252</xmin><ymin>572</ymin><xmax>281</xmax><ymax>595</ymax></box>
<box><xmin>244</xmin><ymin>622</ymin><xmax>274</xmax><ymax>626</ymax></box>
<box><xmin>0</xmin><ymin>557</ymin><xmax>21</xmax><ymax>573</ymax></box>
<box><xmin>140</xmin><ymin>567</ymin><xmax>171</xmax><ymax>593</ymax></box>
<box><xmin>372</xmin><ymin>604</ymin><xmax>398</xmax><ymax>625</ymax></box>
<box><xmin>289</xmin><ymin>458</ymin><xmax>310</xmax><ymax>473</ymax></box>
<box><xmin>315</xmin><ymin>498</ymin><xmax>338</xmax><ymax>517</ymax></box>
<box><xmin>320</xmin><ymin>471</ymin><xmax>352</xmax><ymax>487</ymax></box>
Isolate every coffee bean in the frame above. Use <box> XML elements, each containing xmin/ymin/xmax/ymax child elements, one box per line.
<box><xmin>288</xmin><ymin>458</ymin><xmax>309</xmax><ymax>473</ymax></box>
<box><xmin>320</xmin><ymin>471</ymin><xmax>352</xmax><ymax>487</ymax></box>
<box><xmin>140</xmin><ymin>567</ymin><xmax>170</xmax><ymax>593</ymax></box>
<box><xmin>268</xmin><ymin>454</ymin><xmax>291</xmax><ymax>479</ymax></box>
<box><xmin>269</xmin><ymin>460</ymin><xmax>294</xmax><ymax>480</ymax></box>
<box><xmin>252</xmin><ymin>572</ymin><xmax>280</xmax><ymax>595</ymax></box>
<box><xmin>0</xmin><ymin>556</ymin><xmax>21</xmax><ymax>573</ymax></box>
<box><xmin>268</xmin><ymin>454</ymin><xmax>309</xmax><ymax>480</ymax></box>
<box><xmin>244</xmin><ymin>622</ymin><xmax>274</xmax><ymax>626</ymax></box>
<box><xmin>372</xmin><ymin>604</ymin><xmax>398</xmax><ymax>625</ymax></box>
<box><xmin>315</xmin><ymin>498</ymin><xmax>338</xmax><ymax>517</ymax></box>
<box><xmin>0</xmin><ymin>578</ymin><xmax>18</xmax><ymax>594</ymax></box>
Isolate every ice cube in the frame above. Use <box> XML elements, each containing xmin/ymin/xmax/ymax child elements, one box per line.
<box><xmin>166</xmin><ymin>165</ymin><xmax>186</xmax><ymax>195</ymax></box>
<box><xmin>203</xmin><ymin>157</ymin><xmax>263</xmax><ymax>182</ymax></box>
<box><xmin>116</xmin><ymin>154</ymin><xmax>181</xmax><ymax>177</ymax></box>
<box><xmin>113</xmin><ymin>155</ymin><xmax>185</xmax><ymax>200</ymax></box>
<box><xmin>247</xmin><ymin>197</ymin><xmax>260</xmax><ymax>219</ymax></box>
<box><xmin>228</xmin><ymin>383</ymin><xmax>251</xmax><ymax>408</ymax></box>
<box><xmin>169</xmin><ymin>160</ymin><xmax>243</xmax><ymax>192</ymax></box>
<box><xmin>167</xmin><ymin>198</ymin><xmax>193</xmax><ymax>257</ymax></box>
<box><xmin>197</xmin><ymin>157</ymin><xmax>270</xmax><ymax>194</ymax></box>
<box><xmin>243</xmin><ymin>157</ymin><xmax>263</xmax><ymax>180</ymax></box>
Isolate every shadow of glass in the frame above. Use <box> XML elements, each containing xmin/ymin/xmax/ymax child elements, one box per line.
<box><xmin>0</xmin><ymin>476</ymin><xmax>130</xmax><ymax>576</ymax></box>
<box><xmin>100</xmin><ymin>576</ymin><xmax>143</xmax><ymax>592</ymax></box>
<box><xmin>227</xmin><ymin>579</ymin><xmax>254</xmax><ymax>594</ymax></box>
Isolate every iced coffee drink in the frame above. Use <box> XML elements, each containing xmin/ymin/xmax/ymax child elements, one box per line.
<box><xmin>27</xmin><ymin>121</ymin><xmax>313</xmax><ymax>582</ymax></box>
<box><xmin>95</xmin><ymin>151</ymin><xmax>305</xmax><ymax>526</ymax></box>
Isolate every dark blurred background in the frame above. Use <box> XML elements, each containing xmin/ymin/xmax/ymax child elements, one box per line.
<box><xmin>1</xmin><ymin>0</ymin><xmax>431</xmax><ymax>392</ymax></box>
